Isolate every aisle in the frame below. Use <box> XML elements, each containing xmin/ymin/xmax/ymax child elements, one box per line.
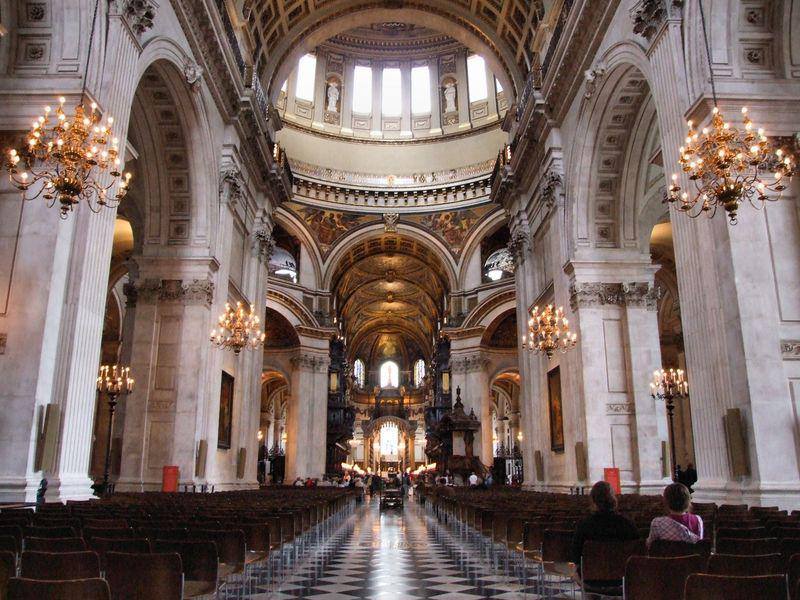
<box><xmin>268</xmin><ymin>496</ymin><xmax>546</xmax><ymax>599</ymax></box>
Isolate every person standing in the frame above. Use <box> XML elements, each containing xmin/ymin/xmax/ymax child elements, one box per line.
<box><xmin>684</xmin><ymin>463</ymin><xmax>698</xmax><ymax>493</ymax></box>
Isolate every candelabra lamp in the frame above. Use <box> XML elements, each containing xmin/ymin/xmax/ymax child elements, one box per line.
<box><xmin>650</xmin><ymin>368</ymin><xmax>688</xmax><ymax>481</ymax></box>
<box><xmin>522</xmin><ymin>304</ymin><xmax>578</xmax><ymax>358</ymax></box>
<box><xmin>95</xmin><ymin>365</ymin><xmax>134</xmax><ymax>495</ymax></box>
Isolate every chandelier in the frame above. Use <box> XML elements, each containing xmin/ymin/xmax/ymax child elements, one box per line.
<box><xmin>667</xmin><ymin>107</ymin><xmax>794</xmax><ymax>224</ymax></box>
<box><xmin>5</xmin><ymin>98</ymin><xmax>131</xmax><ymax>217</ymax></box>
<box><xmin>210</xmin><ymin>301</ymin><xmax>265</xmax><ymax>355</ymax></box>
<box><xmin>521</xmin><ymin>304</ymin><xmax>577</xmax><ymax>358</ymax></box>
<box><xmin>3</xmin><ymin>0</ymin><xmax>132</xmax><ymax>218</ymax></box>
<box><xmin>667</xmin><ymin>0</ymin><xmax>794</xmax><ymax>224</ymax></box>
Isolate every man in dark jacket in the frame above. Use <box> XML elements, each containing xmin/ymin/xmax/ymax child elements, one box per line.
<box><xmin>570</xmin><ymin>481</ymin><xmax>639</xmax><ymax>568</ymax></box>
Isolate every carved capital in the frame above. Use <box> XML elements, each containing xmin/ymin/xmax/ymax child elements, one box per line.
<box><xmin>631</xmin><ymin>0</ymin><xmax>683</xmax><ymax>41</ymax></box>
<box><xmin>119</xmin><ymin>0</ymin><xmax>158</xmax><ymax>36</ymax></box>
<box><xmin>539</xmin><ymin>169</ymin><xmax>563</xmax><ymax>210</ymax></box>
<box><xmin>182</xmin><ymin>279</ymin><xmax>215</xmax><ymax>306</ymax></box>
<box><xmin>291</xmin><ymin>353</ymin><xmax>330</xmax><ymax>372</ymax></box>
<box><xmin>219</xmin><ymin>167</ymin><xmax>245</xmax><ymax>206</ymax></box>
<box><xmin>621</xmin><ymin>282</ymin><xmax>661</xmax><ymax>310</ymax></box>
<box><xmin>130</xmin><ymin>277</ymin><xmax>214</xmax><ymax>306</ymax></box>
<box><xmin>569</xmin><ymin>282</ymin><xmax>624</xmax><ymax>311</ymax></box>
<box><xmin>451</xmin><ymin>354</ymin><xmax>489</xmax><ymax>374</ymax></box>
<box><xmin>252</xmin><ymin>228</ymin><xmax>275</xmax><ymax>264</ymax></box>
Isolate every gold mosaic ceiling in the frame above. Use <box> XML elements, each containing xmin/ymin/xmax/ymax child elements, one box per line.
<box><xmin>332</xmin><ymin>235</ymin><xmax>450</xmax><ymax>360</ymax></box>
<box><xmin>244</xmin><ymin>0</ymin><xmax>547</xmax><ymax>97</ymax></box>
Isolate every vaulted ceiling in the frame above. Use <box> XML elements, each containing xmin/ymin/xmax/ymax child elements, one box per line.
<box><xmin>331</xmin><ymin>235</ymin><xmax>450</xmax><ymax>362</ymax></box>
<box><xmin>241</xmin><ymin>0</ymin><xmax>547</xmax><ymax>100</ymax></box>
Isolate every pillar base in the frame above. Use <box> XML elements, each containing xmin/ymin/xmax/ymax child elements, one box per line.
<box><xmin>0</xmin><ymin>475</ymin><xmax>42</xmax><ymax>503</ymax></box>
<box><xmin>692</xmin><ymin>479</ymin><xmax>800</xmax><ymax>511</ymax></box>
<box><xmin>46</xmin><ymin>473</ymin><xmax>96</xmax><ymax>501</ymax></box>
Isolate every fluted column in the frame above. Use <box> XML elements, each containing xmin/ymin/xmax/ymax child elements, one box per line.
<box><xmin>645</xmin><ymin>9</ymin><xmax>800</xmax><ymax>506</ymax></box>
<box><xmin>49</xmin><ymin>4</ymin><xmax>148</xmax><ymax>500</ymax></box>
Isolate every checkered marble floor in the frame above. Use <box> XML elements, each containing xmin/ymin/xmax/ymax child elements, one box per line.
<box><xmin>240</xmin><ymin>496</ymin><xmax>580</xmax><ymax>599</ymax></box>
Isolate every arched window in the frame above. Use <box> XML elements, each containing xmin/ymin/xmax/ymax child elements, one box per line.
<box><xmin>353</xmin><ymin>358</ymin><xmax>365</xmax><ymax>388</ymax></box>
<box><xmin>379</xmin><ymin>361</ymin><xmax>399</xmax><ymax>388</ymax></box>
<box><xmin>413</xmin><ymin>359</ymin><xmax>426</xmax><ymax>387</ymax></box>
<box><xmin>269</xmin><ymin>246</ymin><xmax>298</xmax><ymax>283</ymax></box>
<box><xmin>352</xmin><ymin>65</ymin><xmax>372</xmax><ymax>113</ymax></box>
<box><xmin>295</xmin><ymin>54</ymin><xmax>317</xmax><ymax>101</ymax></box>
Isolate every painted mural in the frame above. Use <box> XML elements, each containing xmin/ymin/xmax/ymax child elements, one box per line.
<box><xmin>283</xmin><ymin>201</ymin><xmax>497</xmax><ymax>258</ymax></box>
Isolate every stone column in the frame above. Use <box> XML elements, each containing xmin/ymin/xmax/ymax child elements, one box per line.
<box><xmin>567</xmin><ymin>269</ymin><xmax>669</xmax><ymax>493</ymax></box>
<box><xmin>285</xmin><ymin>348</ymin><xmax>329</xmax><ymax>480</ymax></box>
<box><xmin>508</xmin><ymin>212</ymin><xmax>541</xmax><ymax>486</ymax></box>
<box><xmin>401</xmin><ymin>60</ymin><xmax>412</xmax><ymax>137</ymax></box>
<box><xmin>117</xmin><ymin>270</ymin><xmax>216</xmax><ymax>491</ymax></box>
<box><xmin>14</xmin><ymin>4</ymin><xmax>149</xmax><ymax>501</ymax></box>
<box><xmin>341</xmin><ymin>56</ymin><xmax>355</xmax><ymax>134</ymax></box>
<box><xmin>451</xmin><ymin>350</ymin><xmax>492</xmax><ymax>467</ymax></box>
<box><xmin>455</xmin><ymin>49</ymin><xmax>470</xmax><ymax>129</ymax></box>
<box><xmin>644</xmin><ymin>8</ymin><xmax>800</xmax><ymax>507</ymax></box>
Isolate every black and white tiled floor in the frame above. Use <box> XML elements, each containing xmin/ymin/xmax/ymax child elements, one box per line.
<box><xmin>244</xmin><ymin>496</ymin><xmax>579</xmax><ymax>599</ymax></box>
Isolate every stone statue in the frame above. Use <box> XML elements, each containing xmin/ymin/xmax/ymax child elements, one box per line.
<box><xmin>326</xmin><ymin>81</ymin><xmax>340</xmax><ymax>113</ymax></box>
<box><xmin>443</xmin><ymin>82</ymin><xmax>457</xmax><ymax>113</ymax></box>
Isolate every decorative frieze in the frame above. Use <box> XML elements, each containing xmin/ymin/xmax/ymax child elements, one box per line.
<box><xmin>131</xmin><ymin>278</ymin><xmax>215</xmax><ymax>306</ymax></box>
<box><xmin>569</xmin><ymin>283</ymin><xmax>624</xmax><ymax>310</ymax></box>
<box><xmin>606</xmin><ymin>402</ymin><xmax>635</xmax><ymax>415</ymax></box>
<box><xmin>781</xmin><ymin>341</ymin><xmax>800</xmax><ymax>360</ymax></box>
<box><xmin>622</xmin><ymin>282</ymin><xmax>661</xmax><ymax>310</ymax></box>
<box><xmin>291</xmin><ymin>353</ymin><xmax>330</xmax><ymax>372</ymax></box>
<box><xmin>451</xmin><ymin>354</ymin><xmax>489</xmax><ymax>374</ymax></box>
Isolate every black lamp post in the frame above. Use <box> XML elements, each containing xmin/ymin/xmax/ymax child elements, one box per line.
<box><xmin>650</xmin><ymin>368</ymin><xmax>688</xmax><ymax>481</ymax></box>
<box><xmin>96</xmin><ymin>365</ymin><xmax>134</xmax><ymax>495</ymax></box>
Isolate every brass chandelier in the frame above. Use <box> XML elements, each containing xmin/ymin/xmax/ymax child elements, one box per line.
<box><xmin>521</xmin><ymin>304</ymin><xmax>577</xmax><ymax>358</ymax></box>
<box><xmin>210</xmin><ymin>301</ymin><xmax>265</xmax><ymax>355</ymax></box>
<box><xmin>3</xmin><ymin>0</ymin><xmax>131</xmax><ymax>218</ymax></box>
<box><xmin>667</xmin><ymin>0</ymin><xmax>794</xmax><ymax>224</ymax></box>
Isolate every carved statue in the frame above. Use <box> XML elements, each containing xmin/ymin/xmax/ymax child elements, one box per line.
<box><xmin>326</xmin><ymin>81</ymin><xmax>340</xmax><ymax>113</ymax></box>
<box><xmin>443</xmin><ymin>82</ymin><xmax>457</xmax><ymax>113</ymax></box>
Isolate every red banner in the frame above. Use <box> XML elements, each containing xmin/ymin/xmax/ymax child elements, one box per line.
<box><xmin>604</xmin><ymin>467</ymin><xmax>621</xmax><ymax>494</ymax></box>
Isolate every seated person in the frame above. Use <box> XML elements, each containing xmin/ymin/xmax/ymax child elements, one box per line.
<box><xmin>570</xmin><ymin>481</ymin><xmax>639</xmax><ymax>573</ymax></box>
<box><xmin>647</xmin><ymin>482</ymin><xmax>703</xmax><ymax>546</ymax></box>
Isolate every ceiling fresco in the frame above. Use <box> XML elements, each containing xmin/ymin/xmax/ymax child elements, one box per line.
<box><xmin>331</xmin><ymin>235</ymin><xmax>451</xmax><ymax>362</ymax></box>
<box><xmin>282</xmin><ymin>200</ymin><xmax>497</xmax><ymax>258</ymax></box>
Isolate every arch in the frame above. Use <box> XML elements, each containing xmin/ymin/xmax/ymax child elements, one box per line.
<box><xmin>457</xmin><ymin>209</ymin><xmax>509</xmax><ymax>287</ymax></box>
<box><xmin>379</xmin><ymin>360</ymin><xmax>400</xmax><ymax>388</ymax></box>
<box><xmin>258</xmin><ymin>3</ymin><xmax>525</xmax><ymax>103</ymax></box>
<box><xmin>322</xmin><ymin>224</ymin><xmax>458</xmax><ymax>291</ymax></box>
<box><xmin>462</xmin><ymin>289</ymin><xmax>516</xmax><ymax>329</ymax></box>
<box><xmin>568</xmin><ymin>43</ymin><xmax>660</xmax><ymax>254</ymax></box>
<box><xmin>266</xmin><ymin>290</ymin><xmax>318</xmax><ymax>328</ymax></box>
<box><xmin>127</xmin><ymin>42</ymin><xmax>217</xmax><ymax>248</ymax></box>
<box><xmin>481</xmin><ymin>308</ymin><xmax>517</xmax><ymax>349</ymax></box>
<box><xmin>274</xmin><ymin>207</ymin><xmax>324</xmax><ymax>288</ymax></box>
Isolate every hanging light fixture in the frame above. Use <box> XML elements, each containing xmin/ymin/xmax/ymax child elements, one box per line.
<box><xmin>3</xmin><ymin>0</ymin><xmax>131</xmax><ymax>218</ymax></box>
<box><xmin>667</xmin><ymin>0</ymin><xmax>794</xmax><ymax>224</ymax></box>
<box><xmin>521</xmin><ymin>304</ymin><xmax>577</xmax><ymax>358</ymax></box>
<box><xmin>210</xmin><ymin>301</ymin><xmax>265</xmax><ymax>355</ymax></box>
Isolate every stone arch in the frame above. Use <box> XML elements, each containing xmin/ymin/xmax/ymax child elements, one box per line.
<box><xmin>273</xmin><ymin>207</ymin><xmax>324</xmax><ymax>289</ymax></box>
<box><xmin>253</xmin><ymin>3</ymin><xmax>527</xmax><ymax>102</ymax></box>
<box><xmin>462</xmin><ymin>291</ymin><xmax>515</xmax><ymax>330</ymax></box>
<box><xmin>321</xmin><ymin>223</ymin><xmax>459</xmax><ymax>291</ymax></box>
<box><xmin>266</xmin><ymin>290</ymin><xmax>317</xmax><ymax>328</ymax></box>
<box><xmin>457</xmin><ymin>209</ymin><xmax>509</xmax><ymax>288</ymax></box>
<box><xmin>568</xmin><ymin>45</ymin><xmax>661</xmax><ymax>253</ymax></box>
<box><xmin>126</xmin><ymin>52</ymin><xmax>216</xmax><ymax>248</ymax></box>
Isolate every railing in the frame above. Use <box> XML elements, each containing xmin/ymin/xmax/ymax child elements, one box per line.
<box><xmin>541</xmin><ymin>0</ymin><xmax>575</xmax><ymax>80</ymax></box>
<box><xmin>215</xmin><ymin>0</ymin><xmax>246</xmax><ymax>78</ymax></box>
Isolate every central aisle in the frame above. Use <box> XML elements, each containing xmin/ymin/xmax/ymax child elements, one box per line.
<box><xmin>269</xmin><ymin>496</ymin><xmax>543</xmax><ymax>599</ymax></box>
